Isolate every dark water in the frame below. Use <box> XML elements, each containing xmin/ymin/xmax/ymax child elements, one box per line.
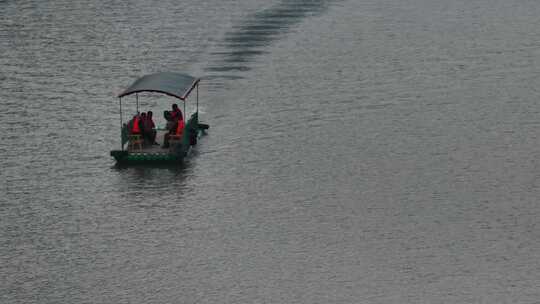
<box><xmin>2</xmin><ymin>0</ymin><xmax>540</xmax><ymax>303</ymax></box>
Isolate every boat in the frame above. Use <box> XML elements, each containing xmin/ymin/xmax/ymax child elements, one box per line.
<box><xmin>110</xmin><ymin>72</ymin><xmax>209</xmax><ymax>165</ymax></box>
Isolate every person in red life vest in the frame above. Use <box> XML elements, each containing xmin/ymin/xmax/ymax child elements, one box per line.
<box><xmin>143</xmin><ymin>111</ymin><xmax>158</xmax><ymax>145</ymax></box>
<box><xmin>170</xmin><ymin>103</ymin><xmax>183</xmax><ymax>122</ymax></box>
<box><xmin>163</xmin><ymin>115</ymin><xmax>185</xmax><ymax>148</ymax></box>
<box><xmin>128</xmin><ymin>114</ymin><xmax>142</xmax><ymax>135</ymax></box>
<box><xmin>165</xmin><ymin>103</ymin><xmax>183</xmax><ymax>133</ymax></box>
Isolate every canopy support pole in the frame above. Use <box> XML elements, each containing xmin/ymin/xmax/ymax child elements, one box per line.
<box><xmin>119</xmin><ymin>97</ymin><xmax>123</xmax><ymax>151</ymax></box>
<box><xmin>196</xmin><ymin>83</ymin><xmax>199</xmax><ymax>113</ymax></box>
<box><xmin>136</xmin><ymin>93</ymin><xmax>139</xmax><ymax>113</ymax></box>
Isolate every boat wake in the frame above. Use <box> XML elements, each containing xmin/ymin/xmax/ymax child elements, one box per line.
<box><xmin>205</xmin><ymin>0</ymin><xmax>335</xmax><ymax>81</ymax></box>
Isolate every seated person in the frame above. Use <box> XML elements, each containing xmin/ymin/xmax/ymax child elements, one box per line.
<box><xmin>127</xmin><ymin>114</ymin><xmax>142</xmax><ymax>135</ymax></box>
<box><xmin>170</xmin><ymin>104</ymin><xmax>183</xmax><ymax>122</ymax></box>
<box><xmin>162</xmin><ymin>118</ymin><xmax>185</xmax><ymax>148</ymax></box>
<box><xmin>143</xmin><ymin>111</ymin><xmax>157</xmax><ymax>145</ymax></box>
<box><xmin>164</xmin><ymin>104</ymin><xmax>183</xmax><ymax>132</ymax></box>
<box><xmin>140</xmin><ymin>112</ymin><xmax>147</xmax><ymax>128</ymax></box>
<box><xmin>164</xmin><ymin>110</ymin><xmax>174</xmax><ymax>131</ymax></box>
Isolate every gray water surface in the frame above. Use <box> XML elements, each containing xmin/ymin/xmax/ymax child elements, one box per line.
<box><xmin>2</xmin><ymin>0</ymin><xmax>540</xmax><ymax>303</ymax></box>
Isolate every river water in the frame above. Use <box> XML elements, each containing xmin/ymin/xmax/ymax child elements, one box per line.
<box><xmin>2</xmin><ymin>0</ymin><xmax>540</xmax><ymax>303</ymax></box>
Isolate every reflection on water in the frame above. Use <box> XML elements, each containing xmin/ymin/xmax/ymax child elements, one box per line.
<box><xmin>113</xmin><ymin>161</ymin><xmax>187</xmax><ymax>172</ymax></box>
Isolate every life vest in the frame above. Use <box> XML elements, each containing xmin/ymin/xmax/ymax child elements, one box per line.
<box><xmin>175</xmin><ymin>119</ymin><xmax>185</xmax><ymax>135</ymax></box>
<box><xmin>132</xmin><ymin>117</ymin><xmax>141</xmax><ymax>133</ymax></box>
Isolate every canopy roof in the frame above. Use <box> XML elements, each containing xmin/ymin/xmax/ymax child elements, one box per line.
<box><xmin>118</xmin><ymin>72</ymin><xmax>200</xmax><ymax>100</ymax></box>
